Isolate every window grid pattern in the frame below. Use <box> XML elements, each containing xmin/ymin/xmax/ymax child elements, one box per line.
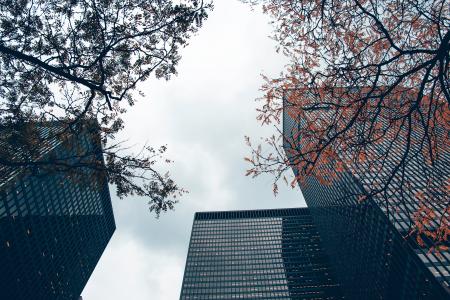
<box><xmin>0</xmin><ymin>129</ymin><xmax>115</xmax><ymax>300</ymax></box>
<box><xmin>283</xmin><ymin>95</ymin><xmax>450</xmax><ymax>299</ymax></box>
<box><xmin>180</xmin><ymin>208</ymin><xmax>343</xmax><ymax>299</ymax></box>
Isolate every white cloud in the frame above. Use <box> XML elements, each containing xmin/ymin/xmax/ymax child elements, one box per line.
<box><xmin>172</xmin><ymin>143</ymin><xmax>235</xmax><ymax>211</ymax></box>
<box><xmin>82</xmin><ymin>234</ymin><xmax>184</xmax><ymax>300</ymax></box>
<box><xmin>82</xmin><ymin>1</ymin><xmax>305</xmax><ymax>299</ymax></box>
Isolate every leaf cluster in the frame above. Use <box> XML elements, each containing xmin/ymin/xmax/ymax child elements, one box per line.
<box><xmin>245</xmin><ymin>0</ymin><xmax>449</xmax><ymax>251</ymax></box>
<box><xmin>0</xmin><ymin>0</ymin><xmax>212</xmax><ymax>216</ymax></box>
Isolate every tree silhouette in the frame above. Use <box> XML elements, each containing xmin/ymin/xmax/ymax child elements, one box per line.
<box><xmin>0</xmin><ymin>0</ymin><xmax>212</xmax><ymax>216</ymax></box>
<box><xmin>244</xmin><ymin>0</ymin><xmax>449</xmax><ymax>251</ymax></box>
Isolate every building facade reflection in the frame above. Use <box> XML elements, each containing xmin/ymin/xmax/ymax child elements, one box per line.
<box><xmin>180</xmin><ymin>208</ymin><xmax>343</xmax><ymax>299</ymax></box>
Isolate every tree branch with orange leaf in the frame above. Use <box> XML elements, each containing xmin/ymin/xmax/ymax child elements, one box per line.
<box><xmin>244</xmin><ymin>0</ymin><xmax>449</xmax><ymax>251</ymax></box>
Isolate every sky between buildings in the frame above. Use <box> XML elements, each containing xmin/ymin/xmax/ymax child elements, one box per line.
<box><xmin>82</xmin><ymin>1</ymin><xmax>306</xmax><ymax>299</ymax></box>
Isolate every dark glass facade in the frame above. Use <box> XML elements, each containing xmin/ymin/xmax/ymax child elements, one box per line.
<box><xmin>283</xmin><ymin>95</ymin><xmax>450</xmax><ymax>299</ymax></box>
<box><xmin>180</xmin><ymin>208</ymin><xmax>343</xmax><ymax>299</ymax></box>
<box><xmin>0</xmin><ymin>125</ymin><xmax>116</xmax><ymax>300</ymax></box>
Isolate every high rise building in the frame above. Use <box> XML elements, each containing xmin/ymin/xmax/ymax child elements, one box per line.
<box><xmin>180</xmin><ymin>208</ymin><xmax>344</xmax><ymax>299</ymax></box>
<box><xmin>282</xmin><ymin>91</ymin><xmax>450</xmax><ymax>299</ymax></box>
<box><xmin>0</xmin><ymin>122</ymin><xmax>116</xmax><ymax>300</ymax></box>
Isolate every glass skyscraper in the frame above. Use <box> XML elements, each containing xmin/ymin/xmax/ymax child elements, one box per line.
<box><xmin>0</xmin><ymin>123</ymin><xmax>116</xmax><ymax>300</ymax></box>
<box><xmin>283</xmin><ymin>93</ymin><xmax>450</xmax><ymax>299</ymax></box>
<box><xmin>180</xmin><ymin>208</ymin><xmax>343</xmax><ymax>299</ymax></box>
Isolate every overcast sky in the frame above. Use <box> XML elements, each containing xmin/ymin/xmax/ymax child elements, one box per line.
<box><xmin>82</xmin><ymin>1</ymin><xmax>305</xmax><ymax>299</ymax></box>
